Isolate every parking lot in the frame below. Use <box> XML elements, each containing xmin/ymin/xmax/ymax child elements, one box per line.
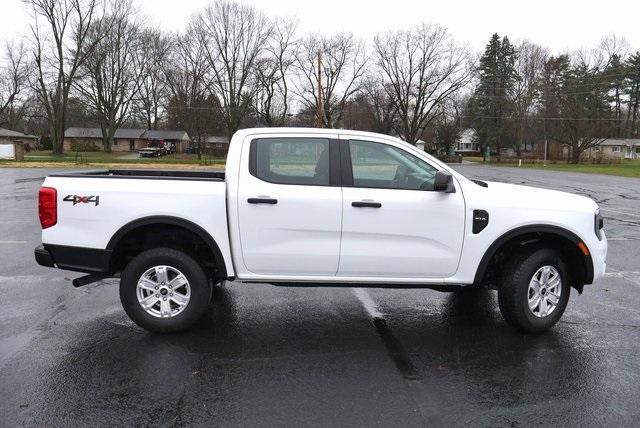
<box><xmin>1</xmin><ymin>165</ymin><xmax>639</xmax><ymax>426</ymax></box>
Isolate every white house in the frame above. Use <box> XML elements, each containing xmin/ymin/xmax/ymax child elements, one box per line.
<box><xmin>585</xmin><ymin>138</ymin><xmax>640</xmax><ymax>160</ymax></box>
<box><xmin>455</xmin><ymin>129</ymin><xmax>479</xmax><ymax>153</ymax></box>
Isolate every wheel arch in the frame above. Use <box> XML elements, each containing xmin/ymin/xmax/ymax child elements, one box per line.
<box><xmin>106</xmin><ymin>215</ymin><xmax>228</xmax><ymax>280</ymax></box>
<box><xmin>473</xmin><ymin>224</ymin><xmax>594</xmax><ymax>293</ymax></box>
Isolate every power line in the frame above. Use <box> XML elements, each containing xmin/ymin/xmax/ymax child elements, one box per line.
<box><xmin>163</xmin><ymin>104</ymin><xmax>637</xmax><ymax>122</ymax></box>
<box><xmin>459</xmin><ymin>115</ymin><xmax>631</xmax><ymax>122</ymax></box>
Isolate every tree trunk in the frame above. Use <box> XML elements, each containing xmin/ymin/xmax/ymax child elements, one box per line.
<box><xmin>52</xmin><ymin>116</ymin><xmax>64</xmax><ymax>155</ymax></box>
<box><xmin>570</xmin><ymin>144</ymin><xmax>580</xmax><ymax>164</ymax></box>
<box><xmin>102</xmin><ymin>126</ymin><xmax>115</xmax><ymax>153</ymax></box>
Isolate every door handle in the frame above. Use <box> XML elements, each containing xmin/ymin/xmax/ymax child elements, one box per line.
<box><xmin>352</xmin><ymin>201</ymin><xmax>382</xmax><ymax>208</ymax></box>
<box><xmin>248</xmin><ymin>197</ymin><xmax>278</xmax><ymax>204</ymax></box>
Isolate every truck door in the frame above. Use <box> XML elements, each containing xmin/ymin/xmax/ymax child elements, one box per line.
<box><xmin>338</xmin><ymin>137</ymin><xmax>466</xmax><ymax>278</ymax></box>
<box><xmin>237</xmin><ymin>134</ymin><xmax>342</xmax><ymax>276</ymax></box>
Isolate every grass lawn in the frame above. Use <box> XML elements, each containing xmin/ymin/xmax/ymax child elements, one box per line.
<box><xmin>517</xmin><ymin>161</ymin><xmax>640</xmax><ymax>178</ymax></box>
<box><xmin>461</xmin><ymin>156</ymin><xmax>485</xmax><ymax>163</ymax></box>
<box><xmin>463</xmin><ymin>157</ymin><xmax>640</xmax><ymax>178</ymax></box>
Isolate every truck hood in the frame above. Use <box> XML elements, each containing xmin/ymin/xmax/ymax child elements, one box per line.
<box><xmin>477</xmin><ymin>180</ymin><xmax>598</xmax><ymax>213</ymax></box>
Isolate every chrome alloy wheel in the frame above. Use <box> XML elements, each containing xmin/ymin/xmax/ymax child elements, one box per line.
<box><xmin>136</xmin><ymin>265</ymin><xmax>191</xmax><ymax>318</ymax></box>
<box><xmin>527</xmin><ymin>265</ymin><xmax>561</xmax><ymax>318</ymax></box>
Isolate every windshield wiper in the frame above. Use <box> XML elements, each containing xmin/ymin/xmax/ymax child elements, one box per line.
<box><xmin>472</xmin><ymin>179</ymin><xmax>488</xmax><ymax>187</ymax></box>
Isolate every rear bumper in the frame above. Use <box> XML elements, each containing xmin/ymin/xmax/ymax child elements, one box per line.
<box><xmin>34</xmin><ymin>244</ymin><xmax>112</xmax><ymax>274</ymax></box>
<box><xmin>34</xmin><ymin>245</ymin><xmax>55</xmax><ymax>268</ymax></box>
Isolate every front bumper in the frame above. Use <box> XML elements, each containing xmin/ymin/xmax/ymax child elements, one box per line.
<box><xmin>590</xmin><ymin>231</ymin><xmax>608</xmax><ymax>283</ymax></box>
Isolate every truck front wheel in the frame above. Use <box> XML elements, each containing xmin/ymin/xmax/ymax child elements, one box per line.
<box><xmin>497</xmin><ymin>247</ymin><xmax>570</xmax><ymax>333</ymax></box>
<box><xmin>120</xmin><ymin>248</ymin><xmax>210</xmax><ymax>333</ymax></box>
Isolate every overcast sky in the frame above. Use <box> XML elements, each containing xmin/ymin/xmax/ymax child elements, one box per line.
<box><xmin>3</xmin><ymin>0</ymin><xmax>639</xmax><ymax>54</ymax></box>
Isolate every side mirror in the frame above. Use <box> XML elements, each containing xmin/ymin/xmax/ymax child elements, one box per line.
<box><xmin>433</xmin><ymin>171</ymin><xmax>456</xmax><ymax>193</ymax></box>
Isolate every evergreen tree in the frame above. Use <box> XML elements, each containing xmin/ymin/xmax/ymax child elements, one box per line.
<box><xmin>540</xmin><ymin>56</ymin><xmax>611</xmax><ymax>162</ymax></box>
<box><xmin>470</xmin><ymin>34</ymin><xmax>518</xmax><ymax>157</ymax></box>
<box><xmin>626</xmin><ymin>51</ymin><xmax>640</xmax><ymax>137</ymax></box>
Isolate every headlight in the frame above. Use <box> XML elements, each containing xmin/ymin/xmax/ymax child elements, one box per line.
<box><xmin>594</xmin><ymin>208</ymin><xmax>604</xmax><ymax>240</ymax></box>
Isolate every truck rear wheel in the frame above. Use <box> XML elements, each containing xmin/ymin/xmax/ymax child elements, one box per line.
<box><xmin>120</xmin><ymin>248</ymin><xmax>210</xmax><ymax>333</ymax></box>
<box><xmin>497</xmin><ymin>247</ymin><xmax>570</xmax><ymax>333</ymax></box>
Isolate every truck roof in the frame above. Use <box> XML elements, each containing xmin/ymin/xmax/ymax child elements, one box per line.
<box><xmin>233</xmin><ymin>127</ymin><xmax>404</xmax><ymax>143</ymax></box>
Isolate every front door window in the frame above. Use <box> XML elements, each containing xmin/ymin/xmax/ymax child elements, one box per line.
<box><xmin>348</xmin><ymin>140</ymin><xmax>438</xmax><ymax>190</ymax></box>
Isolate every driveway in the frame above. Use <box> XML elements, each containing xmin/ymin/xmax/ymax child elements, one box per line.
<box><xmin>1</xmin><ymin>166</ymin><xmax>639</xmax><ymax>426</ymax></box>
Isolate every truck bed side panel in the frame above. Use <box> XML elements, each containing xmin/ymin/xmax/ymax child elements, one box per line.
<box><xmin>41</xmin><ymin>176</ymin><xmax>234</xmax><ymax>276</ymax></box>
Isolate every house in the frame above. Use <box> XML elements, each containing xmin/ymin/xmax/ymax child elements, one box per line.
<box><xmin>584</xmin><ymin>138</ymin><xmax>640</xmax><ymax>160</ymax></box>
<box><xmin>63</xmin><ymin>128</ymin><xmax>192</xmax><ymax>153</ymax></box>
<box><xmin>0</xmin><ymin>127</ymin><xmax>39</xmax><ymax>148</ymax></box>
<box><xmin>205</xmin><ymin>136</ymin><xmax>230</xmax><ymax>156</ymax></box>
<box><xmin>64</xmin><ymin>128</ymin><xmax>146</xmax><ymax>152</ymax></box>
<box><xmin>454</xmin><ymin>129</ymin><xmax>479</xmax><ymax>154</ymax></box>
<box><xmin>190</xmin><ymin>135</ymin><xmax>230</xmax><ymax>156</ymax></box>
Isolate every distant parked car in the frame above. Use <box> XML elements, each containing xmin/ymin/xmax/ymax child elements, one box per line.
<box><xmin>165</xmin><ymin>142</ymin><xmax>176</xmax><ymax>155</ymax></box>
<box><xmin>138</xmin><ymin>141</ymin><xmax>166</xmax><ymax>158</ymax></box>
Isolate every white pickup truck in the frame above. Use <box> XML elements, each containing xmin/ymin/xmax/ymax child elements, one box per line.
<box><xmin>35</xmin><ymin>128</ymin><xmax>607</xmax><ymax>333</ymax></box>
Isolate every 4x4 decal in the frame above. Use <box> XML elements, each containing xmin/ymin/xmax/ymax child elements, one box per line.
<box><xmin>63</xmin><ymin>195</ymin><xmax>100</xmax><ymax>206</ymax></box>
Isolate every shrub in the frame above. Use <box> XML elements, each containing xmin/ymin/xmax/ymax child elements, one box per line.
<box><xmin>40</xmin><ymin>136</ymin><xmax>52</xmax><ymax>150</ymax></box>
<box><xmin>70</xmin><ymin>140</ymin><xmax>101</xmax><ymax>152</ymax></box>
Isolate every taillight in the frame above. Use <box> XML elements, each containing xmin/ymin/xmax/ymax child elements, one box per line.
<box><xmin>39</xmin><ymin>187</ymin><xmax>57</xmax><ymax>229</ymax></box>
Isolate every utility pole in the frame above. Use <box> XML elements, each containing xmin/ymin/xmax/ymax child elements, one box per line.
<box><xmin>316</xmin><ymin>50</ymin><xmax>323</xmax><ymax>128</ymax></box>
<box><xmin>543</xmin><ymin>117</ymin><xmax>548</xmax><ymax>166</ymax></box>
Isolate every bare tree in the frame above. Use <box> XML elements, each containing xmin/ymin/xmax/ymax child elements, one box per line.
<box><xmin>374</xmin><ymin>23</ymin><xmax>471</xmax><ymax>144</ymax></box>
<box><xmin>598</xmin><ymin>35</ymin><xmax>630</xmax><ymax>137</ymax></box>
<box><xmin>26</xmin><ymin>0</ymin><xmax>105</xmax><ymax>154</ymax></box>
<box><xmin>253</xmin><ymin>17</ymin><xmax>297</xmax><ymax>126</ymax></box>
<box><xmin>295</xmin><ymin>33</ymin><xmax>367</xmax><ymax>128</ymax></box>
<box><xmin>433</xmin><ymin>97</ymin><xmax>464</xmax><ymax>155</ymax></box>
<box><xmin>136</xmin><ymin>28</ymin><xmax>169</xmax><ymax>130</ymax></box>
<box><xmin>511</xmin><ymin>40</ymin><xmax>547</xmax><ymax>154</ymax></box>
<box><xmin>359</xmin><ymin>77</ymin><xmax>397</xmax><ymax>134</ymax></box>
<box><xmin>194</xmin><ymin>0</ymin><xmax>270</xmax><ymax>138</ymax></box>
<box><xmin>164</xmin><ymin>29</ymin><xmax>220</xmax><ymax>160</ymax></box>
<box><xmin>75</xmin><ymin>0</ymin><xmax>146</xmax><ymax>152</ymax></box>
<box><xmin>0</xmin><ymin>43</ymin><xmax>28</xmax><ymax>125</ymax></box>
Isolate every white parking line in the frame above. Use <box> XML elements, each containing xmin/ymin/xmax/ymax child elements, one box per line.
<box><xmin>603</xmin><ymin>208</ymin><xmax>640</xmax><ymax>219</ymax></box>
<box><xmin>0</xmin><ymin>241</ymin><xmax>29</xmax><ymax>244</ymax></box>
<box><xmin>352</xmin><ymin>287</ymin><xmax>383</xmax><ymax>319</ymax></box>
<box><xmin>604</xmin><ymin>271</ymin><xmax>640</xmax><ymax>286</ymax></box>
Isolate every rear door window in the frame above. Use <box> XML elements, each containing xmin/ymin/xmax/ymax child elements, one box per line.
<box><xmin>251</xmin><ymin>138</ymin><xmax>331</xmax><ymax>185</ymax></box>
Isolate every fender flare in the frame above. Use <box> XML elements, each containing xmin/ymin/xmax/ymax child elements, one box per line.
<box><xmin>472</xmin><ymin>224</ymin><xmax>594</xmax><ymax>286</ymax></box>
<box><xmin>107</xmin><ymin>215</ymin><xmax>228</xmax><ymax>278</ymax></box>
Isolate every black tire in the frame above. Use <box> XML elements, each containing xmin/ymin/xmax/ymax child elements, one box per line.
<box><xmin>497</xmin><ymin>247</ymin><xmax>570</xmax><ymax>333</ymax></box>
<box><xmin>120</xmin><ymin>248</ymin><xmax>210</xmax><ymax>333</ymax></box>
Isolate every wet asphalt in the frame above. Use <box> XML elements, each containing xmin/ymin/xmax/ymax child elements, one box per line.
<box><xmin>1</xmin><ymin>165</ymin><xmax>639</xmax><ymax>427</ymax></box>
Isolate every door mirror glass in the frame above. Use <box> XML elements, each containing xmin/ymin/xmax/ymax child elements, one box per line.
<box><xmin>433</xmin><ymin>171</ymin><xmax>456</xmax><ymax>193</ymax></box>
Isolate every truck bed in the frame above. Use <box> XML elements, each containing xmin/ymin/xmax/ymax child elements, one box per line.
<box><xmin>40</xmin><ymin>168</ymin><xmax>232</xmax><ymax>273</ymax></box>
<box><xmin>49</xmin><ymin>169</ymin><xmax>225</xmax><ymax>181</ymax></box>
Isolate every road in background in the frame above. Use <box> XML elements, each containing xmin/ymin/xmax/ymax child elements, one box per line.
<box><xmin>1</xmin><ymin>166</ymin><xmax>639</xmax><ymax>426</ymax></box>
